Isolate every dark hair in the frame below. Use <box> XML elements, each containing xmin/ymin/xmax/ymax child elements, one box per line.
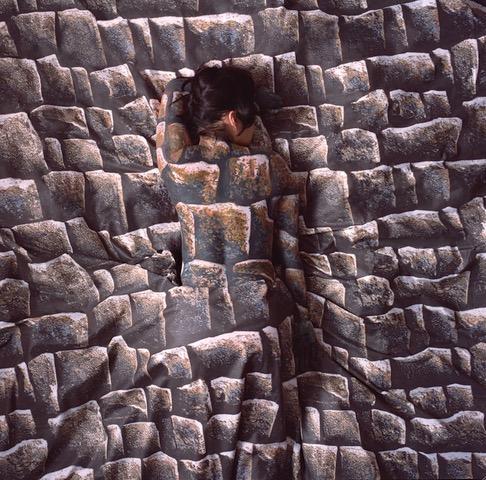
<box><xmin>171</xmin><ymin>64</ymin><xmax>259</xmax><ymax>144</ymax></box>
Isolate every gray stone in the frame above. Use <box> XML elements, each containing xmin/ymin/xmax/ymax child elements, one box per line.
<box><xmin>0</xmin><ymin>278</ymin><xmax>30</xmax><ymax>322</ymax></box>
<box><xmin>451</xmin><ymin>38</ymin><xmax>479</xmax><ymax>100</ymax></box>
<box><xmin>339</xmin><ymin>446</ymin><xmax>380</xmax><ymax>480</ymax></box>
<box><xmin>324</xmin><ymin>60</ymin><xmax>370</xmax><ymax>101</ymax></box>
<box><xmin>0</xmin><ymin>58</ymin><xmax>42</xmax><ymax>113</ymax></box>
<box><xmin>90</xmin><ymin>64</ymin><xmax>137</xmax><ymax>104</ymax></box>
<box><xmin>368</xmin><ymin>52</ymin><xmax>435</xmax><ymax>90</ymax></box>
<box><xmin>98</xmin><ymin>17</ymin><xmax>135</xmax><ymax>66</ymax></box>
<box><xmin>372</xmin><ymin>410</ymin><xmax>406</xmax><ymax>447</ymax></box>
<box><xmin>61</xmin><ymin>139</ymin><xmax>103</xmax><ymax>172</ymax></box>
<box><xmin>122</xmin><ymin>422</ymin><xmax>160</xmax><ymax>457</ymax></box>
<box><xmin>47</xmin><ymin>401</ymin><xmax>107</xmax><ymax>468</ymax></box>
<box><xmin>0</xmin><ymin>112</ymin><xmax>48</xmax><ymax>178</ymax></box>
<box><xmin>321</xmin><ymin>409</ymin><xmax>361</xmax><ymax>445</ymax></box>
<box><xmin>36</xmin><ymin>54</ymin><xmax>75</xmax><ymax>106</ymax></box>
<box><xmin>0</xmin><ymin>439</ymin><xmax>48</xmax><ymax>480</ymax></box>
<box><xmin>11</xmin><ymin>12</ymin><xmax>56</xmax><ymax>58</ymax></box>
<box><xmin>377</xmin><ymin>447</ymin><xmax>419</xmax><ymax>480</ymax></box>
<box><xmin>99</xmin><ymin>388</ymin><xmax>147</xmax><ymax>425</ymax></box>
<box><xmin>305</xmin><ymin>168</ymin><xmax>353</xmax><ymax>228</ymax></box>
<box><xmin>402</xmin><ymin>0</ymin><xmax>440</xmax><ymax>49</ymax></box>
<box><xmin>58</xmin><ymin>9</ymin><xmax>107</xmax><ymax>70</ymax></box>
<box><xmin>27</xmin><ymin>253</ymin><xmax>99</xmax><ymax>314</ymax></box>
<box><xmin>394</xmin><ymin>271</ymin><xmax>469</xmax><ymax>311</ymax></box>
<box><xmin>19</xmin><ymin>312</ymin><xmax>88</xmax><ymax>358</ymax></box>
<box><xmin>410</xmin><ymin>411</ymin><xmax>486</xmax><ymax>450</ymax></box>
<box><xmin>409</xmin><ymin>386</ymin><xmax>448</xmax><ymax>417</ymax></box>
<box><xmin>340</xmin><ymin>9</ymin><xmax>385</xmax><ymax>61</ymax></box>
<box><xmin>349</xmin><ymin>89</ymin><xmax>388</xmax><ymax>131</ymax></box>
<box><xmin>55</xmin><ymin>346</ymin><xmax>110</xmax><ymax>409</ymax></box>
<box><xmin>30</xmin><ymin>105</ymin><xmax>89</xmax><ymax>138</ymax></box>
<box><xmin>380</xmin><ymin>117</ymin><xmax>462</xmax><ymax>164</ymax></box>
<box><xmin>365</xmin><ymin>308</ymin><xmax>409</xmax><ymax>356</ymax></box>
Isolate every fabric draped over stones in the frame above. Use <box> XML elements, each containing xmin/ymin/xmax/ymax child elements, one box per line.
<box><xmin>156</xmin><ymin>76</ymin><xmax>319</xmax><ymax>471</ymax></box>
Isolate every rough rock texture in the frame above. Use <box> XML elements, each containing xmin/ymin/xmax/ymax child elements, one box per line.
<box><xmin>1</xmin><ymin>0</ymin><xmax>486</xmax><ymax>479</ymax></box>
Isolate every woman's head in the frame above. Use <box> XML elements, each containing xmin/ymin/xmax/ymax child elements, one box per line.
<box><xmin>175</xmin><ymin>64</ymin><xmax>260</xmax><ymax>146</ymax></box>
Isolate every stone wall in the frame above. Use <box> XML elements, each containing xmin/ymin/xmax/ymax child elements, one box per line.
<box><xmin>1</xmin><ymin>0</ymin><xmax>486</xmax><ymax>478</ymax></box>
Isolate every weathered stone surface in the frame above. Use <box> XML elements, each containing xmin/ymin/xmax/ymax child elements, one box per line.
<box><xmin>84</xmin><ymin>171</ymin><xmax>128</xmax><ymax>234</ymax></box>
<box><xmin>383</xmin><ymin>5</ymin><xmax>408</xmax><ymax>54</ymax></box>
<box><xmin>335</xmin><ymin>128</ymin><xmax>380</xmax><ymax>170</ymax></box>
<box><xmin>179</xmin><ymin>454</ymin><xmax>224</xmax><ymax>480</ymax></box>
<box><xmin>365</xmin><ymin>308</ymin><xmax>409</xmax><ymax>356</ymax></box>
<box><xmin>349</xmin><ymin>89</ymin><xmax>388</xmax><ymax>131</ymax></box>
<box><xmin>323</xmin><ymin>300</ymin><xmax>366</xmax><ymax>356</ymax></box>
<box><xmin>402</xmin><ymin>0</ymin><xmax>440</xmax><ymax>50</ymax></box>
<box><xmin>19</xmin><ymin>312</ymin><xmax>88</xmax><ymax>359</ymax></box>
<box><xmin>0</xmin><ymin>278</ymin><xmax>30</xmax><ymax>322</ymax></box>
<box><xmin>256</xmin><ymin>7</ymin><xmax>298</xmax><ymax>57</ymax></box>
<box><xmin>394</xmin><ymin>270</ymin><xmax>469</xmax><ymax>310</ymax></box>
<box><xmin>0</xmin><ymin>113</ymin><xmax>46</xmax><ymax>177</ymax></box>
<box><xmin>142</xmin><ymin>451</ymin><xmax>178</xmax><ymax>480</ymax></box>
<box><xmin>98</xmin><ymin>17</ymin><xmax>135</xmax><ymax>66</ymax></box>
<box><xmin>0</xmin><ymin>58</ymin><xmax>42</xmax><ymax>113</ymax></box>
<box><xmin>297</xmin><ymin>371</ymin><xmax>349</xmax><ymax>409</ymax></box>
<box><xmin>185</xmin><ymin>13</ymin><xmax>253</xmax><ymax>66</ymax></box>
<box><xmin>148</xmin><ymin>346</ymin><xmax>192</xmax><ymax>383</ymax></box>
<box><xmin>37</xmin><ymin>54</ymin><xmax>76</xmax><ymax>106</ymax></box>
<box><xmin>61</xmin><ymin>139</ymin><xmax>103</xmax><ymax>172</ymax></box>
<box><xmin>340</xmin><ymin>9</ymin><xmax>385</xmax><ymax>61</ymax></box>
<box><xmin>377</xmin><ymin>447</ymin><xmax>419</xmax><ymax>480</ymax></box>
<box><xmin>339</xmin><ymin>446</ymin><xmax>380</xmax><ymax>480</ymax></box>
<box><xmin>410</xmin><ymin>411</ymin><xmax>486</xmax><ymax>451</ymax></box>
<box><xmin>240</xmin><ymin>398</ymin><xmax>279</xmax><ymax>440</ymax></box>
<box><xmin>274</xmin><ymin>51</ymin><xmax>309</xmax><ymax>106</ymax></box>
<box><xmin>101</xmin><ymin>458</ymin><xmax>141</xmax><ymax>479</ymax></box>
<box><xmin>378</xmin><ymin>210</ymin><xmax>448</xmax><ymax>240</ymax></box>
<box><xmin>459</xmin><ymin>97</ymin><xmax>486</xmax><ymax>159</ymax></box>
<box><xmin>372</xmin><ymin>409</ymin><xmax>406</xmax><ymax>447</ymax></box>
<box><xmin>380</xmin><ymin>117</ymin><xmax>462</xmax><ymax>164</ymax></box>
<box><xmin>348</xmin><ymin>165</ymin><xmax>395</xmax><ymax>222</ymax></box>
<box><xmin>30</xmin><ymin>105</ymin><xmax>89</xmax><ymax>138</ymax></box>
<box><xmin>391</xmin><ymin>347</ymin><xmax>461</xmax><ymax>388</ymax></box>
<box><xmin>90</xmin><ymin>64</ymin><xmax>137</xmax><ymax>105</ymax></box>
<box><xmin>55</xmin><ymin>346</ymin><xmax>110</xmax><ymax>409</ymax></box>
<box><xmin>11</xmin><ymin>12</ymin><xmax>56</xmax><ymax>58</ymax></box>
<box><xmin>122</xmin><ymin>421</ymin><xmax>160</xmax><ymax>457</ymax></box>
<box><xmin>349</xmin><ymin>357</ymin><xmax>392</xmax><ymax>390</ymax></box>
<box><xmin>58</xmin><ymin>9</ymin><xmax>107</xmax><ymax>70</ymax></box>
<box><xmin>99</xmin><ymin>388</ymin><xmax>147</xmax><ymax>425</ymax></box>
<box><xmin>367</xmin><ymin>52</ymin><xmax>435</xmax><ymax>90</ymax></box>
<box><xmin>324</xmin><ymin>60</ymin><xmax>369</xmax><ymax>101</ymax></box>
<box><xmin>0</xmin><ymin>439</ymin><xmax>48</xmax><ymax>480</ymax></box>
<box><xmin>320</xmin><ymin>409</ymin><xmax>361</xmax><ymax>445</ymax></box>
<box><xmin>409</xmin><ymin>385</ymin><xmax>447</xmax><ymax>417</ymax></box>
<box><xmin>298</xmin><ymin>10</ymin><xmax>341</xmax><ymax>69</ymax></box>
<box><xmin>305</xmin><ymin>168</ymin><xmax>353</xmax><ymax>228</ymax></box>
<box><xmin>171</xmin><ymin>415</ymin><xmax>206</xmax><ymax>456</ymax></box>
<box><xmin>27</xmin><ymin>253</ymin><xmax>99</xmax><ymax>314</ymax></box>
<box><xmin>48</xmin><ymin>400</ymin><xmax>107</xmax><ymax>469</ymax></box>
<box><xmin>301</xmin><ymin>444</ymin><xmax>337</xmax><ymax>479</ymax></box>
<box><xmin>451</xmin><ymin>38</ymin><xmax>479</xmax><ymax>101</ymax></box>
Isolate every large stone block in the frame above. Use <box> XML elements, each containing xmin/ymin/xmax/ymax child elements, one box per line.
<box><xmin>380</xmin><ymin>117</ymin><xmax>462</xmax><ymax>164</ymax></box>
<box><xmin>305</xmin><ymin>168</ymin><xmax>353</xmax><ymax>228</ymax></box>
<box><xmin>184</xmin><ymin>13</ymin><xmax>253</xmax><ymax>66</ymax></box>
<box><xmin>48</xmin><ymin>400</ymin><xmax>107</xmax><ymax>470</ymax></box>
<box><xmin>27</xmin><ymin>253</ymin><xmax>99</xmax><ymax>314</ymax></box>
<box><xmin>339</xmin><ymin>9</ymin><xmax>385</xmax><ymax>61</ymax></box>
<box><xmin>55</xmin><ymin>346</ymin><xmax>111</xmax><ymax>409</ymax></box>
<box><xmin>0</xmin><ymin>439</ymin><xmax>48</xmax><ymax>480</ymax></box>
<box><xmin>0</xmin><ymin>58</ymin><xmax>42</xmax><ymax>113</ymax></box>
